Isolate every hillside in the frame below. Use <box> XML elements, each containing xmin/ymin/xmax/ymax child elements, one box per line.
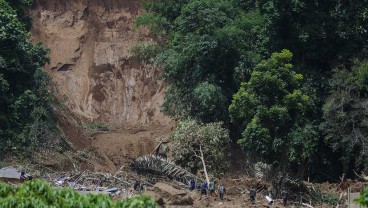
<box><xmin>1</xmin><ymin>0</ymin><xmax>368</xmax><ymax>207</ymax></box>
<box><xmin>30</xmin><ymin>0</ymin><xmax>170</xmax><ymax>128</ymax></box>
<box><xmin>27</xmin><ymin>0</ymin><xmax>173</xmax><ymax>171</ymax></box>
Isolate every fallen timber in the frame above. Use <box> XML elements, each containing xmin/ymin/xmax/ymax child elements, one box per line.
<box><xmin>130</xmin><ymin>155</ymin><xmax>202</xmax><ymax>185</ymax></box>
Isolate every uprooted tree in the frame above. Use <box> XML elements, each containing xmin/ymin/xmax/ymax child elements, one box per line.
<box><xmin>131</xmin><ymin>155</ymin><xmax>200</xmax><ymax>184</ymax></box>
<box><xmin>170</xmin><ymin>119</ymin><xmax>231</xmax><ymax>185</ymax></box>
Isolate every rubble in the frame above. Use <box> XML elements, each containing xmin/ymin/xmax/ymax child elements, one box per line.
<box><xmin>153</xmin><ymin>182</ymin><xmax>194</xmax><ymax>206</ymax></box>
<box><xmin>42</xmin><ymin>169</ymin><xmax>141</xmax><ymax>199</ymax></box>
<box><xmin>0</xmin><ymin>167</ymin><xmax>32</xmax><ymax>183</ymax></box>
<box><xmin>0</xmin><ymin>161</ymin><xmax>197</xmax><ymax>206</ymax></box>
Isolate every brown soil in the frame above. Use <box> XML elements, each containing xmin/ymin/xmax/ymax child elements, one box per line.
<box><xmin>56</xmin><ymin>109</ymin><xmax>173</xmax><ymax>173</ymax></box>
<box><xmin>91</xmin><ymin>126</ymin><xmax>172</xmax><ymax>173</ymax></box>
<box><xmin>30</xmin><ymin>0</ymin><xmax>171</xmax><ymax>129</ymax></box>
<box><xmin>28</xmin><ymin>0</ymin><xmax>175</xmax><ymax>174</ymax></box>
<box><xmin>20</xmin><ymin>0</ymin><xmax>364</xmax><ymax>207</ymax></box>
<box><xmin>57</xmin><ymin>112</ymin><xmax>90</xmax><ymax>149</ymax></box>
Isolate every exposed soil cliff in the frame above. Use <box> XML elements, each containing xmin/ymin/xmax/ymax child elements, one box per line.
<box><xmin>29</xmin><ymin>0</ymin><xmax>173</xmax><ymax>171</ymax></box>
<box><xmin>30</xmin><ymin>0</ymin><xmax>171</xmax><ymax>129</ymax></box>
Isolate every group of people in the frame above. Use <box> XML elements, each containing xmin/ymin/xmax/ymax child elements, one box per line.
<box><xmin>189</xmin><ymin>179</ymin><xmax>226</xmax><ymax>201</ymax></box>
<box><xmin>189</xmin><ymin>179</ymin><xmax>289</xmax><ymax>206</ymax></box>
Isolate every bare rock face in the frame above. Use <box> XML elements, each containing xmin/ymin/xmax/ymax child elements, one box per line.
<box><xmin>30</xmin><ymin>0</ymin><xmax>171</xmax><ymax>128</ymax></box>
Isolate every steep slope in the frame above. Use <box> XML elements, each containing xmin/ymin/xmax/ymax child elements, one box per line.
<box><xmin>30</xmin><ymin>0</ymin><xmax>171</xmax><ymax>129</ymax></box>
<box><xmin>29</xmin><ymin>0</ymin><xmax>173</xmax><ymax>171</ymax></box>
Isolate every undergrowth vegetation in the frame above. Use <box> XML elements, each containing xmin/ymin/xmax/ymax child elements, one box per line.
<box><xmin>0</xmin><ymin>180</ymin><xmax>156</xmax><ymax>208</ymax></box>
<box><xmin>135</xmin><ymin>0</ymin><xmax>368</xmax><ymax>181</ymax></box>
<box><xmin>0</xmin><ymin>0</ymin><xmax>66</xmax><ymax>158</ymax></box>
<box><xmin>84</xmin><ymin>122</ymin><xmax>113</xmax><ymax>132</ymax></box>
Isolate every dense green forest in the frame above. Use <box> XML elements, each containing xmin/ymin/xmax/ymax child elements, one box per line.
<box><xmin>0</xmin><ymin>0</ymin><xmax>64</xmax><ymax>157</ymax></box>
<box><xmin>135</xmin><ymin>0</ymin><xmax>368</xmax><ymax>181</ymax></box>
<box><xmin>1</xmin><ymin>0</ymin><xmax>368</xmax><ymax>183</ymax></box>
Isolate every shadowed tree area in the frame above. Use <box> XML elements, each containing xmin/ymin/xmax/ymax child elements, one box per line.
<box><xmin>135</xmin><ymin>0</ymin><xmax>368</xmax><ymax>182</ymax></box>
<box><xmin>0</xmin><ymin>0</ymin><xmax>65</xmax><ymax>157</ymax></box>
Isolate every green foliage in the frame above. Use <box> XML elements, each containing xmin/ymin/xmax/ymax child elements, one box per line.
<box><xmin>130</xmin><ymin>43</ymin><xmax>161</xmax><ymax>64</ymax></box>
<box><xmin>229</xmin><ymin>50</ymin><xmax>314</xmax><ymax>171</ymax></box>
<box><xmin>332</xmin><ymin>0</ymin><xmax>368</xmax><ymax>59</ymax></box>
<box><xmin>135</xmin><ymin>0</ymin><xmax>368</xmax><ymax>179</ymax></box>
<box><xmin>137</xmin><ymin>0</ymin><xmax>268</xmax><ymax>122</ymax></box>
<box><xmin>84</xmin><ymin>122</ymin><xmax>112</xmax><ymax>132</ymax></box>
<box><xmin>0</xmin><ymin>180</ymin><xmax>157</xmax><ymax>208</ymax></box>
<box><xmin>355</xmin><ymin>188</ymin><xmax>368</xmax><ymax>206</ymax></box>
<box><xmin>258</xmin><ymin>0</ymin><xmax>336</xmax><ymax>68</ymax></box>
<box><xmin>309</xmin><ymin>188</ymin><xmax>342</xmax><ymax>206</ymax></box>
<box><xmin>170</xmin><ymin>119</ymin><xmax>231</xmax><ymax>176</ymax></box>
<box><xmin>0</xmin><ymin>1</ymin><xmax>26</xmax><ymax>41</ymax></box>
<box><xmin>322</xmin><ymin>60</ymin><xmax>368</xmax><ymax>172</ymax></box>
<box><xmin>0</xmin><ymin>0</ymin><xmax>58</xmax><ymax>156</ymax></box>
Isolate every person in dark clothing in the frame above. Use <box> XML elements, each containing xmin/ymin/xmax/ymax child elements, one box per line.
<box><xmin>201</xmin><ymin>181</ymin><xmax>208</xmax><ymax>196</ymax></box>
<box><xmin>249</xmin><ymin>188</ymin><xmax>256</xmax><ymax>204</ymax></box>
<box><xmin>197</xmin><ymin>183</ymin><xmax>201</xmax><ymax>191</ymax></box>
<box><xmin>189</xmin><ymin>179</ymin><xmax>196</xmax><ymax>191</ymax></box>
<box><xmin>281</xmin><ymin>189</ymin><xmax>289</xmax><ymax>206</ymax></box>
<box><xmin>140</xmin><ymin>181</ymin><xmax>144</xmax><ymax>192</ymax></box>
<box><xmin>133</xmin><ymin>181</ymin><xmax>139</xmax><ymax>191</ymax></box>
<box><xmin>218</xmin><ymin>184</ymin><xmax>226</xmax><ymax>201</ymax></box>
<box><xmin>209</xmin><ymin>179</ymin><xmax>215</xmax><ymax>196</ymax></box>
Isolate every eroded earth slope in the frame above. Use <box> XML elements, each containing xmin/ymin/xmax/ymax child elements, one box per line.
<box><xmin>29</xmin><ymin>0</ymin><xmax>173</xmax><ymax>170</ymax></box>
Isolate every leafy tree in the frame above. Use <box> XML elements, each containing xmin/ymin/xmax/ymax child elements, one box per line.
<box><xmin>0</xmin><ymin>180</ymin><xmax>156</xmax><ymax>208</ymax></box>
<box><xmin>229</xmin><ymin>50</ymin><xmax>313</xmax><ymax>175</ymax></box>
<box><xmin>170</xmin><ymin>119</ymin><xmax>231</xmax><ymax>181</ymax></box>
<box><xmin>332</xmin><ymin>0</ymin><xmax>368</xmax><ymax>60</ymax></box>
<box><xmin>258</xmin><ymin>0</ymin><xmax>336</xmax><ymax>69</ymax></box>
<box><xmin>0</xmin><ymin>0</ymin><xmax>59</xmax><ymax>156</ymax></box>
<box><xmin>136</xmin><ymin>0</ymin><xmax>368</xmax><ymax>180</ymax></box>
<box><xmin>136</xmin><ymin>0</ymin><xmax>269</xmax><ymax>123</ymax></box>
<box><xmin>356</xmin><ymin>187</ymin><xmax>368</xmax><ymax>206</ymax></box>
<box><xmin>322</xmin><ymin>60</ymin><xmax>368</xmax><ymax>173</ymax></box>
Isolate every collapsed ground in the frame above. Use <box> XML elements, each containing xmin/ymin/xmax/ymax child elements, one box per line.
<box><xmin>3</xmin><ymin>116</ymin><xmax>366</xmax><ymax>207</ymax></box>
<box><xmin>1</xmin><ymin>0</ymin><xmax>368</xmax><ymax>207</ymax></box>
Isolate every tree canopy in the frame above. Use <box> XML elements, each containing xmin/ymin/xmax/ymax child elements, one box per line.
<box><xmin>3</xmin><ymin>0</ymin><xmax>368</xmax><ymax>183</ymax></box>
<box><xmin>170</xmin><ymin>119</ymin><xmax>231</xmax><ymax>177</ymax></box>
<box><xmin>136</xmin><ymin>0</ymin><xmax>268</xmax><ymax>123</ymax></box>
<box><xmin>229</xmin><ymin>49</ymin><xmax>313</xmax><ymax>173</ymax></box>
<box><xmin>322</xmin><ymin>60</ymin><xmax>368</xmax><ymax>172</ymax></box>
<box><xmin>0</xmin><ymin>0</ymin><xmax>61</xmax><ymax>157</ymax></box>
<box><xmin>136</xmin><ymin>0</ymin><xmax>368</xmax><ymax>180</ymax></box>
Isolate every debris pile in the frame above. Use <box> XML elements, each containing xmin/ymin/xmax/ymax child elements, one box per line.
<box><xmin>45</xmin><ymin>169</ymin><xmax>146</xmax><ymax>199</ymax></box>
<box><xmin>131</xmin><ymin>155</ymin><xmax>199</xmax><ymax>185</ymax></box>
<box><xmin>0</xmin><ymin>167</ymin><xmax>32</xmax><ymax>183</ymax></box>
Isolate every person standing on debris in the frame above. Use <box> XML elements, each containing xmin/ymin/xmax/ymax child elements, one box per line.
<box><xmin>201</xmin><ymin>181</ymin><xmax>208</xmax><ymax>197</ymax></box>
<box><xmin>133</xmin><ymin>180</ymin><xmax>140</xmax><ymax>191</ymax></box>
<box><xmin>197</xmin><ymin>182</ymin><xmax>201</xmax><ymax>192</ymax></box>
<box><xmin>209</xmin><ymin>179</ymin><xmax>215</xmax><ymax>196</ymax></box>
<box><xmin>133</xmin><ymin>181</ymin><xmax>143</xmax><ymax>191</ymax></box>
<box><xmin>189</xmin><ymin>179</ymin><xmax>196</xmax><ymax>191</ymax></box>
<box><xmin>140</xmin><ymin>181</ymin><xmax>145</xmax><ymax>192</ymax></box>
<box><xmin>249</xmin><ymin>187</ymin><xmax>256</xmax><ymax>204</ymax></box>
<box><xmin>218</xmin><ymin>184</ymin><xmax>226</xmax><ymax>201</ymax></box>
<box><xmin>281</xmin><ymin>189</ymin><xmax>289</xmax><ymax>206</ymax></box>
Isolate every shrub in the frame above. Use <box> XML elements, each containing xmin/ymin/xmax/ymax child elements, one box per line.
<box><xmin>0</xmin><ymin>180</ymin><xmax>156</xmax><ymax>208</ymax></box>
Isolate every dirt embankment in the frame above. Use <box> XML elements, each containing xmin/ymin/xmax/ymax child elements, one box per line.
<box><xmin>29</xmin><ymin>0</ymin><xmax>173</xmax><ymax>171</ymax></box>
<box><xmin>30</xmin><ymin>0</ymin><xmax>171</xmax><ymax>128</ymax></box>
